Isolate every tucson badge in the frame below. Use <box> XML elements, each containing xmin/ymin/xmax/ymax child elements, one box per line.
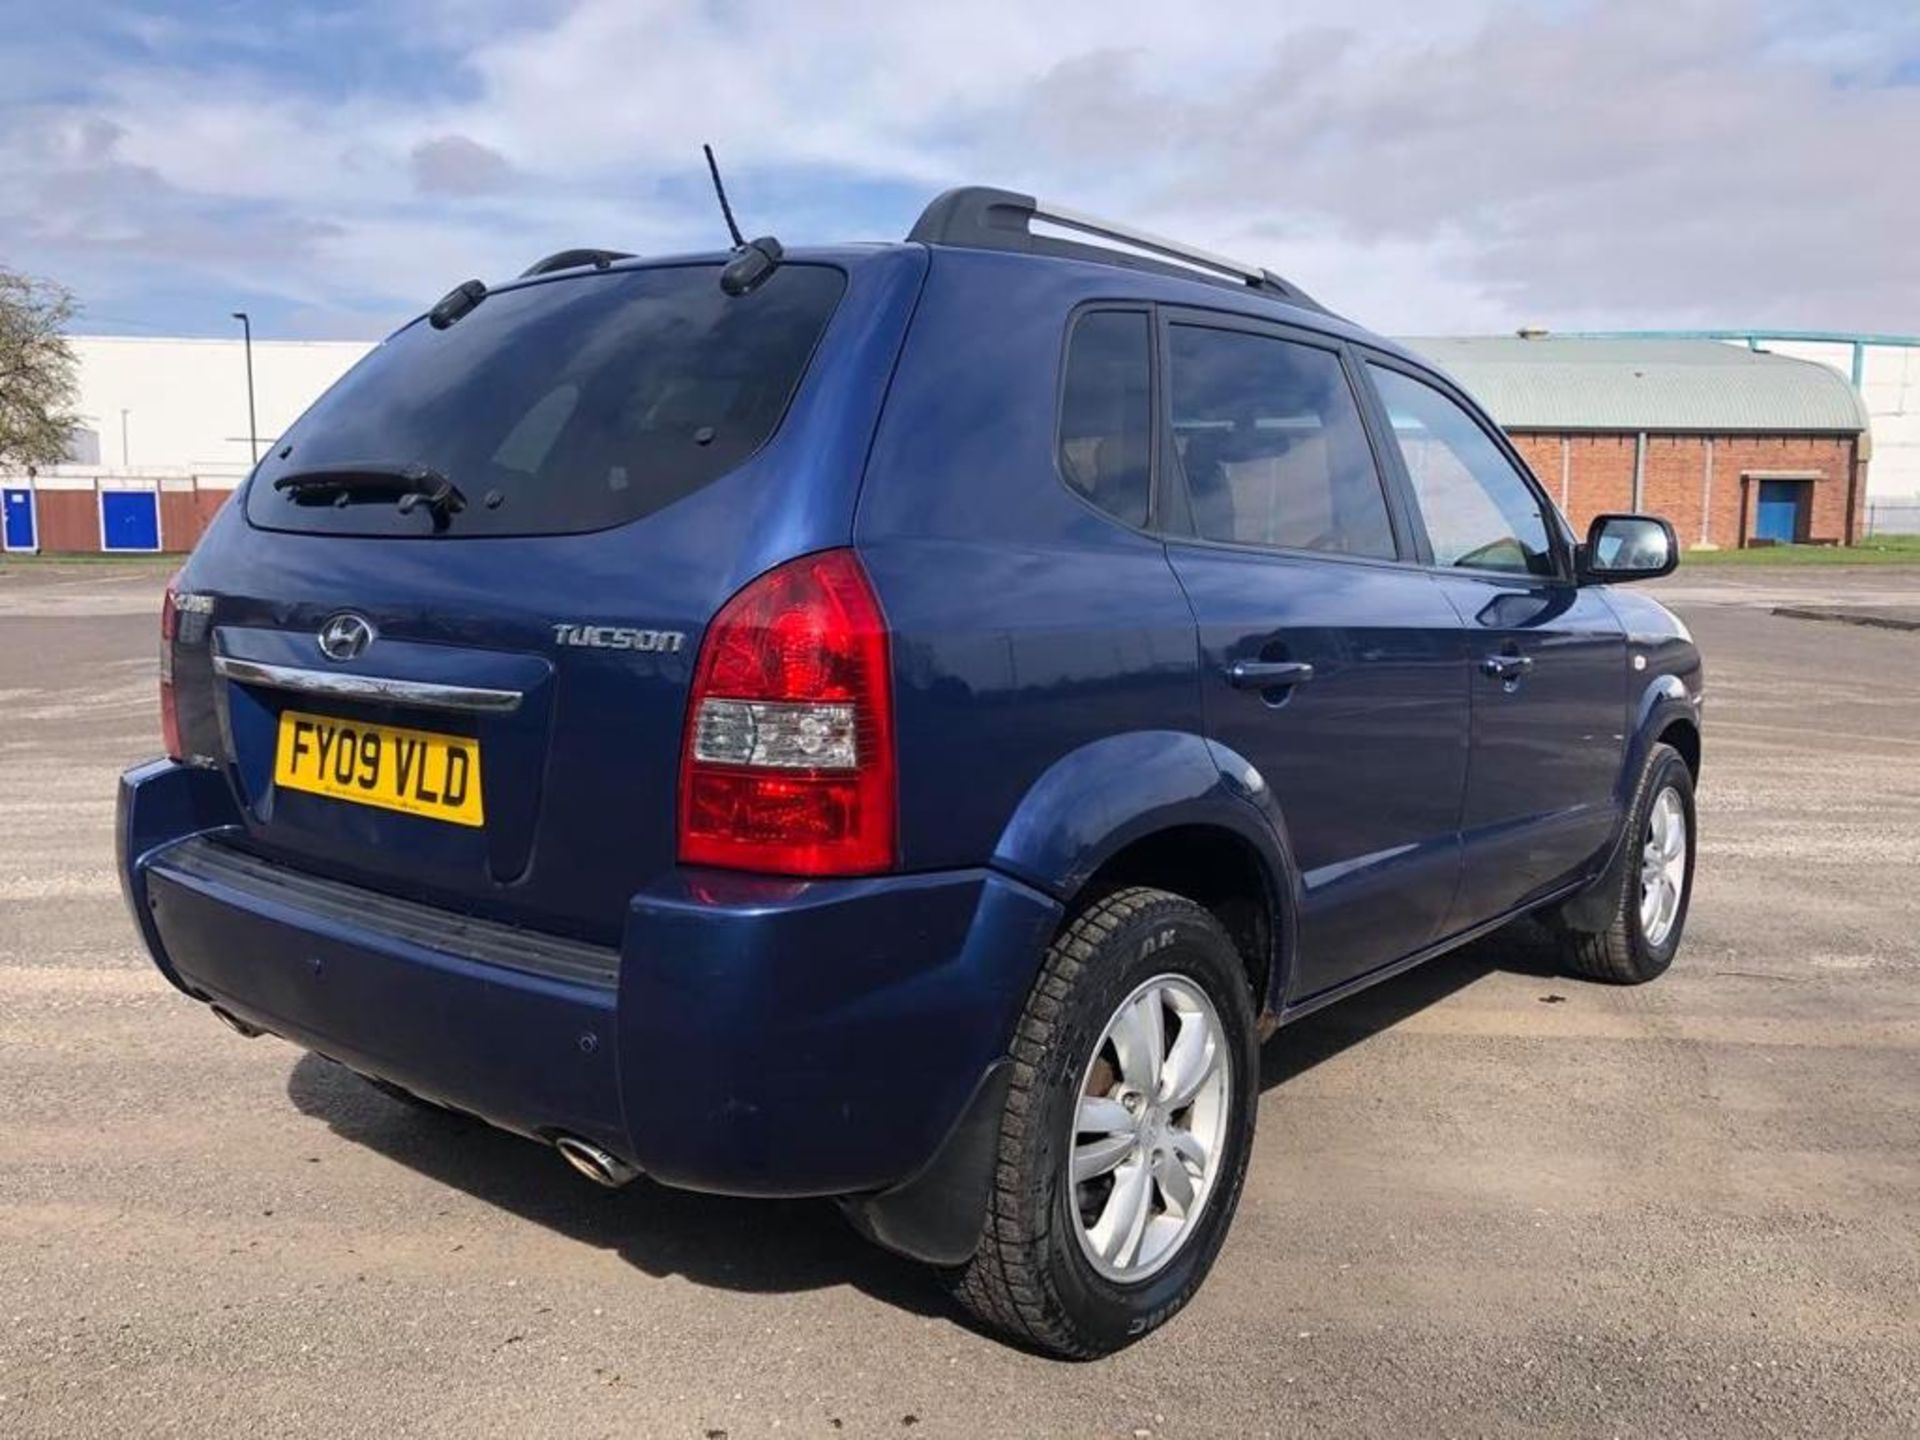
<box><xmin>551</xmin><ymin>624</ymin><xmax>686</xmax><ymax>653</ymax></box>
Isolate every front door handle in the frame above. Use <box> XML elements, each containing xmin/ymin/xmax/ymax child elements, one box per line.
<box><xmin>1480</xmin><ymin>652</ymin><xmax>1535</xmax><ymax>682</ymax></box>
<box><xmin>1227</xmin><ymin>660</ymin><xmax>1317</xmax><ymax>689</ymax></box>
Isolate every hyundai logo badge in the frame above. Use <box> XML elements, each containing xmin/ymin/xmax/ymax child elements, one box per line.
<box><xmin>317</xmin><ymin>612</ymin><xmax>376</xmax><ymax>662</ymax></box>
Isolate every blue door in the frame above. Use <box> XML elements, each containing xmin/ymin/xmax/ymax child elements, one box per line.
<box><xmin>100</xmin><ymin>490</ymin><xmax>160</xmax><ymax>551</ymax></box>
<box><xmin>1363</xmin><ymin>360</ymin><xmax>1627</xmax><ymax>929</ymax></box>
<box><xmin>1755</xmin><ymin>479</ymin><xmax>1804</xmax><ymax>543</ymax></box>
<box><xmin>1160</xmin><ymin>318</ymin><xmax>1470</xmax><ymax>997</ymax></box>
<box><xmin>2</xmin><ymin>488</ymin><xmax>34</xmax><ymax>551</ymax></box>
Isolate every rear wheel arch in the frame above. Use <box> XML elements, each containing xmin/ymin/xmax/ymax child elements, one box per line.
<box><xmin>1064</xmin><ymin>823</ymin><xmax>1287</xmax><ymax>1026</ymax></box>
<box><xmin>988</xmin><ymin>731</ymin><xmax>1299</xmax><ymax>1023</ymax></box>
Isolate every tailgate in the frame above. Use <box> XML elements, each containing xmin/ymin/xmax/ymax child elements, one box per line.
<box><xmin>160</xmin><ymin>250</ymin><xmax>927</xmax><ymax>942</ymax></box>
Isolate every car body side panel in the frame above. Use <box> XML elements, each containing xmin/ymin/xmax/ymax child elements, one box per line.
<box><xmin>1604</xmin><ymin>584</ymin><xmax>1705</xmax><ymax>783</ymax></box>
<box><xmin>856</xmin><ymin>249</ymin><xmax>1209</xmax><ymax>880</ymax></box>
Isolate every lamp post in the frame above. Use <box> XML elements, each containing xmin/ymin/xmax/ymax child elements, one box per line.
<box><xmin>231</xmin><ymin>311</ymin><xmax>259</xmax><ymax>464</ymax></box>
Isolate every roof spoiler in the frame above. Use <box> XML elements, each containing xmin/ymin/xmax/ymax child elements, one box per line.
<box><xmin>906</xmin><ymin>187</ymin><xmax>1326</xmax><ymax>312</ymax></box>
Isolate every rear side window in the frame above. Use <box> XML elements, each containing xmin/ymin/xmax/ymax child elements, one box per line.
<box><xmin>1057</xmin><ymin>310</ymin><xmax>1152</xmax><ymax>528</ymax></box>
<box><xmin>1167</xmin><ymin>325</ymin><xmax>1396</xmax><ymax>559</ymax></box>
<box><xmin>247</xmin><ymin>264</ymin><xmax>846</xmax><ymax>538</ymax></box>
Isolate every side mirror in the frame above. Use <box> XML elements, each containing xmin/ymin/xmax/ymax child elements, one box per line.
<box><xmin>1579</xmin><ymin>513</ymin><xmax>1678</xmax><ymax>584</ymax></box>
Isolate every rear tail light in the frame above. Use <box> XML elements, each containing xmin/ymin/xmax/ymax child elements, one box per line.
<box><xmin>160</xmin><ymin>571</ymin><xmax>184</xmax><ymax>761</ymax></box>
<box><xmin>678</xmin><ymin>549</ymin><xmax>896</xmax><ymax>876</ymax></box>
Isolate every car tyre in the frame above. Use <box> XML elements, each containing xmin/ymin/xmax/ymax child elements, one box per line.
<box><xmin>1553</xmin><ymin>741</ymin><xmax>1696</xmax><ymax>984</ymax></box>
<box><xmin>947</xmin><ymin>886</ymin><xmax>1259</xmax><ymax>1358</ymax></box>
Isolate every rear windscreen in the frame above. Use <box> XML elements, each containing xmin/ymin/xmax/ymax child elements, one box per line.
<box><xmin>246</xmin><ymin>263</ymin><xmax>846</xmax><ymax>538</ymax></box>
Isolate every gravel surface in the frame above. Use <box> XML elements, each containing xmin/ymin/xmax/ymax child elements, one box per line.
<box><xmin>1</xmin><ymin>560</ymin><xmax>1916</xmax><ymax>1438</ymax></box>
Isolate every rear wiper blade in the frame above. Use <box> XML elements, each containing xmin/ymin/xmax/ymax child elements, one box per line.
<box><xmin>273</xmin><ymin>465</ymin><xmax>468</xmax><ymax>529</ymax></box>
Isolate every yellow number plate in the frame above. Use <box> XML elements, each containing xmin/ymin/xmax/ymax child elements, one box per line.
<box><xmin>273</xmin><ymin>708</ymin><xmax>484</xmax><ymax>827</ymax></box>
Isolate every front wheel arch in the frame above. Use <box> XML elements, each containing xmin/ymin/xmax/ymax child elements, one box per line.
<box><xmin>1659</xmin><ymin>715</ymin><xmax>1701</xmax><ymax>780</ymax></box>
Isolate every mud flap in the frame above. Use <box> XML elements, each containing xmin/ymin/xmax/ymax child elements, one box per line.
<box><xmin>837</xmin><ymin>1059</ymin><xmax>1012</xmax><ymax>1267</ymax></box>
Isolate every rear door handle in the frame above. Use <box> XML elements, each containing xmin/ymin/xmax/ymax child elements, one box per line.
<box><xmin>1480</xmin><ymin>653</ymin><xmax>1535</xmax><ymax>682</ymax></box>
<box><xmin>1226</xmin><ymin>660</ymin><xmax>1317</xmax><ymax>689</ymax></box>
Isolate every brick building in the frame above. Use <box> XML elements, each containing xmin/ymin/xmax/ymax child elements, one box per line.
<box><xmin>1406</xmin><ymin>336</ymin><xmax>1872</xmax><ymax>548</ymax></box>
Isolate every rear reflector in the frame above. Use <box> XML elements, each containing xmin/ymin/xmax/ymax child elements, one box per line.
<box><xmin>677</xmin><ymin>549</ymin><xmax>895</xmax><ymax>876</ymax></box>
<box><xmin>160</xmin><ymin>571</ymin><xmax>184</xmax><ymax>761</ymax></box>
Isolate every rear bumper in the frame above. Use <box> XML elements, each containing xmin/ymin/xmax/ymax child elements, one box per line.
<box><xmin>118</xmin><ymin>758</ymin><xmax>1061</xmax><ymax>1203</ymax></box>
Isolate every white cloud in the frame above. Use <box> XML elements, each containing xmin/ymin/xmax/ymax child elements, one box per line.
<box><xmin>3</xmin><ymin>0</ymin><xmax>1917</xmax><ymax>336</ymax></box>
<box><xmin>410</xmin><ymin>135</ymin><xmax>516</xmax><ymax>196</ymax></box>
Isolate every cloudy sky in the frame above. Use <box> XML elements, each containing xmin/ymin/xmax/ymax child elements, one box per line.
<box><xmin>2</xmin><ymin>0</ymin><xmax>1916</xmax><ymax>340</ymax></box>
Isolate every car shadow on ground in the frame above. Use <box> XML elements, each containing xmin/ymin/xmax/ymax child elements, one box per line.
<box><xmin>285</xmin><ymin>920</ymin><xmax>1566</xmax><ymax>1318</ymax></box>
<box><xmin>1261</xmin><ymin>921</ymin><xmax>1563</xmax><ymax>1090</ymax></box>
<box><xmin>285</xmin><ymin>1049</ymin><xmax>952</xmax><ymax>1319</ymax></box>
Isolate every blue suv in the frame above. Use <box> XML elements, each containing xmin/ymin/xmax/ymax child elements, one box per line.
<box><xmin>118</xmin><ymin>188</ymin><xmax>1702</xmax><ymax>1356</ymax></box>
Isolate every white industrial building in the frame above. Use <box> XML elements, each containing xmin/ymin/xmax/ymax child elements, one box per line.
<box><xmin>2</xmin><ymin>335</ymin><xmax>373</xmax><ymax>553</ymax></box>
<box><xmin>60</xmin><ymin>335</ymin><xmax>375</xmax><ymax>477</ymax></box>
<box><xmin>1740</xmin><ymin>338</ymin><xmax>1919</xmax><ymax>531</ymax></box>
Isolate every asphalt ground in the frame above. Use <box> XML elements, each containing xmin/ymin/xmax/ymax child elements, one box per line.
<box><xmin>1</xmin><ymin>559</ymin><xmax>1915</xmax><ymax>1438</ymax></box>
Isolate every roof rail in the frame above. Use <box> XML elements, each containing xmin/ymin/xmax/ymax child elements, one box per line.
<box><xmin>519</xmin><ymin>248</ymin><xmax>635</xmax><ymax>278</ymax></box>
<box><xmin>906</xmin><ymin>187</ymin><xmax>1325</xmax><ymax>311</ymax></box>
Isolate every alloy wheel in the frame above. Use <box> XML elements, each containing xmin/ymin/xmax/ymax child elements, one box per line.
<box><xmin>1068</xmin><ymin>974</ymin><xmax>1232</xmax><ymax>1283</ymax></box>
<box><xmin>1640</xmin><ymin>785</ymin><xmax>1688</xmax><ymax>948</ymax></box>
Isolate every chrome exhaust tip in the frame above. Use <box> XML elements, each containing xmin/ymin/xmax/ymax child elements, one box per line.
<box><xmin>554</xmin><ymin>1135</ymin><xmax>639</xmax><ymax>1189</ymax></box>
<box><xmin>209</xmin><ymin>1005</ymin><xmax>265</xmax><ymax>1039</ymax></box>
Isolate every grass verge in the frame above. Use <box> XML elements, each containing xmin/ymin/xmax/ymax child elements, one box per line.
<box><xmin>1682</xmin><ymin>535</ymin><xmax>1920</xmax><ymax>566</ymax></box>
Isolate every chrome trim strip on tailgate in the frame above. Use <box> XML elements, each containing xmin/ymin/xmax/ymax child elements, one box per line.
<box><xmin>212</xmin><ymin>655</ymin><xmax>523</xmax><ymax>714</ymax></box>
<box><xmin>151</xmin><ymin>835</ymin><xmax>618</xmax><ymax>989</ymax></box>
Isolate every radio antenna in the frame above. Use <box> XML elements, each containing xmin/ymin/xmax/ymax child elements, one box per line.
<box><xmin>703</xmin><ymin>143</ymin><xmax>746</xmax><ymax>250</ymax></box>
<box><xmin>701</xmin><ymin>143</ymin><xmax>783</xmax><ymax>296</ymax></box>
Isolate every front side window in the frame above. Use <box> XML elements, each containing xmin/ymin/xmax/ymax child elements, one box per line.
<box><xmin>1167</xmin><ymin>325</ymin><xmax>1396</xmax><ymax>558</ymax></box>
<box><xmin>1057</xmin><ymin>310</ymin><xmax>1153</xmax><ymax>528</ymax></box>
<box><xmin>1367</xmin><ymin>365</ymin><xmax>1556</xmax><ymax>577</ymax></box>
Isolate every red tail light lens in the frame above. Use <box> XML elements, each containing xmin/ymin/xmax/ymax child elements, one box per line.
<box><xmin>160</xmin><ymin>570</ymin><xmax>184</xmax><ymax>761</ymax></box>
<box><xmin>678</xmin><ymin>549</ymin><xmax>896</xmax><ymax>876</ymax></box>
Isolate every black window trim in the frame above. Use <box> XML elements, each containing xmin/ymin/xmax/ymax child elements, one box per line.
<box><xmin>1151</xmin><ymin>304</ymin><xmax>1420</xmax><ymax>569</ymax></box>
<box><xmin>1353</xmin><ymin>345</ymin><xmax>1576</xmax><ymax>585</ymax></box>
<box><xmin>1051</xmin><ymin>300</ymin><xmax>1163</xmax><ymax>538</ymax></box>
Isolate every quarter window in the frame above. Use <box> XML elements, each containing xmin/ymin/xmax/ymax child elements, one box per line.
<box><xmin>1166</xmin><ymin>325</ymin><xmax>1396</xmax><ymax>558</ymax></box>
<box><xmin>1057</xmin><ymin>310</ymin><xmax>1153</xmax><ymax>528</ymax></box>
<box><xmin>1367</xmin><ymin>365</ymin><xmax>1556</xmax><ymax>577</ymax></box>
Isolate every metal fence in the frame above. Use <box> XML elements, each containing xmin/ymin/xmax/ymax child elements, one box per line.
<box><xmin>1864</xmin><ymin>501</ymin><xmax>1920</xmax><ymax>536</ymax></box>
